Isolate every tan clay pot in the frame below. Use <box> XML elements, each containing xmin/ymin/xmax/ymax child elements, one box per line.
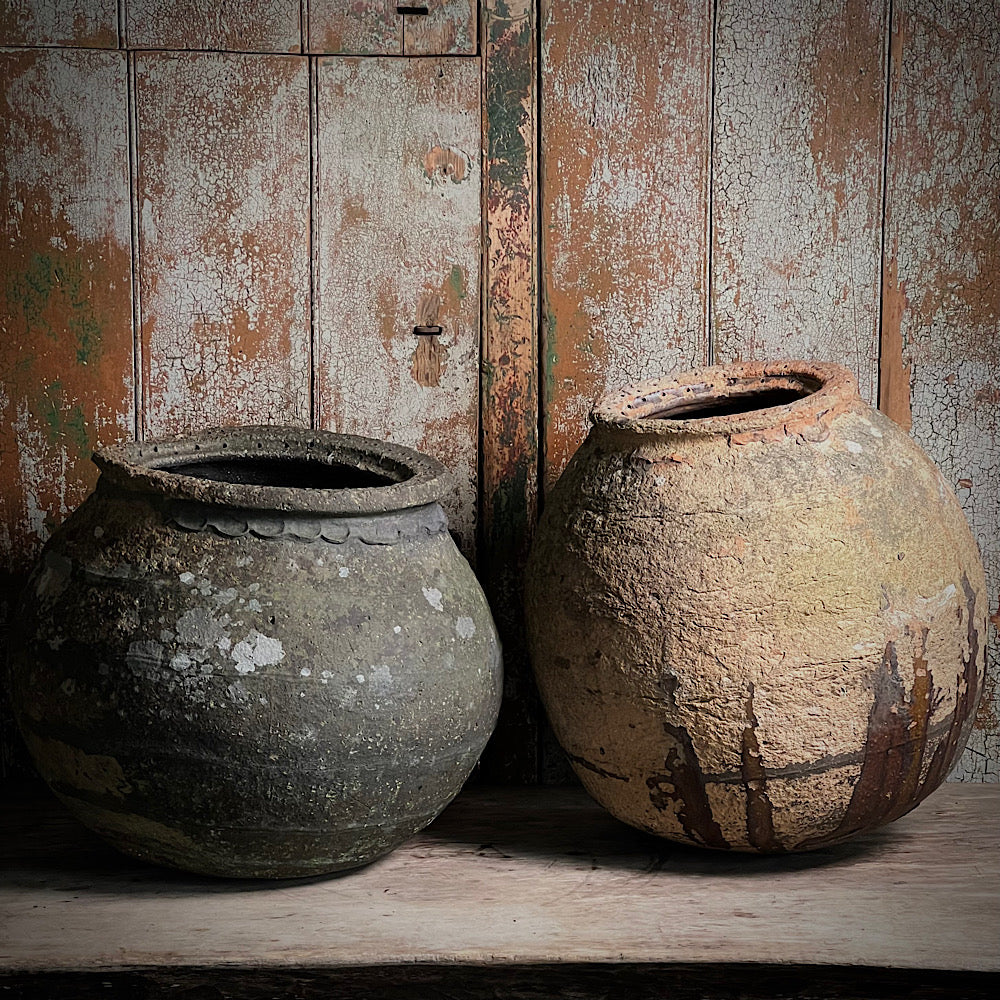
<box><xmin>526</xmin><ymin>361</ymin><xmax>987</xmax><ymax>851</ymax></box>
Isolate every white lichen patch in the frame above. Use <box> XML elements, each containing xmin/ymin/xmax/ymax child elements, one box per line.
<box><xmin>339</xmin><ymin>566</ymin><xmax>350</xmax><ymax>578</ymax></box>
<box><xmin>369</xmin><ymin>664</ymin><xmax>393</xmax><ymax>696</ymax></box>
<box><xmin>300</xmin><ymin>667</ymin><xmax>311</xmax><ymax>677</ymax></box>
<box><xmin>455</xmin><ymin>616</ymin><xmax>476</xmax><ymax>639</ymax></box>
<box><xmin>231</xmin><ymin>631</ymin><xmax>284</xmax><ymax>675</ymax></box>
<box><xmin>179</xmin><ymin>572</ymin><xmax>195</xmax><ymax>585</ymax></box>
<box><xmin>845</xmin><ymin>440</ymin><xmax>863</xmax><ymax>454</ymax></box>
<box><xmin>422</xmin><ymin>586</ymin><xmax>444</xmax><ymax>611</ymax></box>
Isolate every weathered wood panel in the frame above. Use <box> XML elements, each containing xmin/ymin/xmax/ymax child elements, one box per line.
<box><xmin>135</xmin><ymin>52</ymin><xmax>311</xmax><ymax>436</ymax></box>
<box><xmin>404</xmin><ymin>0</ymin><xmax>477</xmax><ymax>55</ymax></box>
<box><xmin>0</xmin><ymin>48</ymin><xmax>133</xmax><ymax>776</ymax></box>
<box><xmin>0</xmin><ymin>0</ymin><xmax>118</xmax><ymax>47</ymax></box>
<box><xmin>315</xmin><ymin>57</ymin><xmax>481</xmax><ymax>555</ymax></box>
<box><xmin>125</xmin><ymin>0</ymin><xmax>301</xmax><ymax>52</ymax></box>
<box><xmin>1</xmin><ymin>47</ymin><xmax>133</xmax><ymax>585</ymax></box>
<box><xmin>540</xmin><ymin>0</ymin><xmax>713</xmax><ymax>488</ymax></box>
<box><xmin>480</xmin><ymin>0</ymin><xmax>538</xmax><ymax>781</ymax></box>
<box><xmin>711</xmin><ymin>0</ymin><xmax>886</xmax><ymax>403</ymax></box>
<box><xmin>307</xmin><ymin>1</ymin><xmax>401</xmax><ymax>54</ymax></box>
<box><xmin>881</xmin><ymin>0</ymin><xmax>999</xmax><ymax>780</ymax></box>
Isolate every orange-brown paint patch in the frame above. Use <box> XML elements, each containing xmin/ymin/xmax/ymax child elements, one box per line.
<box><xmin>878</xmin><ymin>255</ymin><xmax>912</xmax><ymax>431</ymax></box>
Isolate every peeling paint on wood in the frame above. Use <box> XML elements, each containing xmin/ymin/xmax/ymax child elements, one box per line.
<box><xmin>404</xmin><ymin>0</ymin><xmax>477</xmax><ymax>56</ymax></box>
<box><xmin>540</xmin><ymin>0</ymin><xmax>712</xmax><ymax>488</ymax></box>
<box><xmin>711</xmin><ymin>0</ymin><xmax>886</xmax><ymax>404</ymax></box>
<box><xmin>135</xmin><ymin>52</ymin><xmax>311</xmax><ymax>435</ymax></box>
<box><xmin>125</xmin><ymin>0</ymin><xmax>302</xmax><ymax>52</ymax></box>
<box><xmin>882</xmin><ymin>0</ymin><xmax>1000</xmax><ymax>780</ymax></box>
<box><xmin>315</xmin><ymin>57</ymin><xmax>481</xmax><ymax>557</ymax></box>
<box><xmin>1</xmin><ymin>47</ymin><xmax>134</xmax><ymax>575</ymax></box>
<box><xmin>480</xmin><ymin>0</ymin><xmax>539</xmax><ymax>781</ymax></box>
<box><xmin>0</xmin><ymin>0</ymin><xmax>118</xmax><ymax>47</ymax></box>
<box><xmin>307</xmin><ymin>0</ymin><xmax>401</xmax><ymax>54</ymax></box>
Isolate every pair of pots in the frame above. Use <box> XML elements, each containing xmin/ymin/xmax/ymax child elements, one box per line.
<box><xmin>8</xmin><ymin>362</ymin><xmax>987</xmax><ymax>875</ymax></box>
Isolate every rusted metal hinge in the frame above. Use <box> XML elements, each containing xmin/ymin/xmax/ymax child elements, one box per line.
<box><xmin>413</xmin><ymin>325</ymin><xmax>443</xmax><ymax>336</ymax></box>
<box><xmin>396</xmin><ymin>5</ymin><xmax>430</xmax><ymax>14</ymax></box>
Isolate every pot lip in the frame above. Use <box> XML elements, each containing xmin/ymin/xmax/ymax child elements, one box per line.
<box><xmin>93</xmin><ymin>425</ymin><xmax>452</xmax><ymax>515</ymax></box>
<box><xmin>591</xmin><ymin>360</ymin><xmax>860</xmax><ymax>436</ymax></box>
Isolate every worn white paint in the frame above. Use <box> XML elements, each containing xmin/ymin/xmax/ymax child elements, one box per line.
<box><xmin>711</xmin><ymin>0</ymin><xmax>886</xmax><ymax>404</ymax></box>
<box><xmin>135</xmin><ymin>52</ymin><xmax>311</xmax><ymax>434</ymax></box>
<box><xmin>1</xmin><ymin>0</ymin><xmax>118</xmax><ymax>46</ymax></box>
<box><xmin>315</xmin><ymin>57</ymin><xmax>481</xmax><ymax>550</ymax></box>
<box><xmin>126</xmin><ymin>0</ymin><xmax>302</xmax><ymax>52</ymax></box>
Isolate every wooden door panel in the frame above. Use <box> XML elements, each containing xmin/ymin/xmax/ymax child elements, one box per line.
<box><xmin>404</xmin><ymin>0</ymin><xmax>478</xmax><ymax>56</ymax></box>
<box><xmin>315</xmin><ymin>56</ymin><xmax>481</xmax><ymax>555</ymax></box>
<box><xmin>0</xmin><ymin>0</ymin><xmax>118</xmax><ymax>47</ymax></box>
<box><xmin>308</xmin><ymin>1</ymin><xmax>403</xmax><ymax>54</ymax></box>
<box><xmin>882</xmin><ymin>0</ymin><xmax>999</xmax><ymax>779</ymax></box>
<box><xmin>711</xmin><ymin>0</ymin><xmax>887</xmax><ymax>404</ymax></box>
<box><xmin>540</xmin><ymin>0</ymin><xmax>713</xmax><ymax>487</ymax></box>
<box><xmin>135</xmin><ymin>52</ymin><xmax>311</xmax><ymax>436</ymax></box>
<box><xmin>0</xmin><ymin>48</ymin><xmax>133</xmax><ymax>584</ymax></box>
<box><xmin>126</xmin><ymin>0</ymin><xmax>302</xmax><ymax>52</ymax></box>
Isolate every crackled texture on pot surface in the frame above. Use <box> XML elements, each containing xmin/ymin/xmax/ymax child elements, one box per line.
<box><xmin>527</xmin><ymin>361</ymin><xmax>987</xmax><ymax>852</ymax></box>
<box><xmin>9</xmin><ymin>427</ymin><xmax>502</xmax><ymax>877</ymax></box>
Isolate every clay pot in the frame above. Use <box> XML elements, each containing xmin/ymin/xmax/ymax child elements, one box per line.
<box><xmin>526</xmin><ymin>361</ymin><xmax>986</xmax><ymax>852</ymax></box>
<box><xmin>9</xmin><ymin>426</ymin><xmax>501</xmax><ymax>877</ymax></box>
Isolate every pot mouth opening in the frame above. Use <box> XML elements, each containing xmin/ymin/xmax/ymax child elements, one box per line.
<box><xmin>634</xmin><ymin>374</ymin><xmax>822</xmax><ymax>421</ymax></box>
<box><xmin>157</xmin><ymin>456</ymin><xmax>402</xmax><ymax>490</ymax></box>
<box><xmin>592</xmin><ymin>361</ymin><xmax>858</xmax><ymax>436</ymax></box>
<box><xmin>94</xmin><ymin>427</ymin><xmax>449</xmax><ymax>515</ymax></box>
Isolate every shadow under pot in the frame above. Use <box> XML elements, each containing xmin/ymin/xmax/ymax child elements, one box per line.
<box><xmin>526</xmin><ymin>360</ymin><xmax>987</xmax><ymax>852</ymax></box>
<box><xmin>9</xmin><ymin>427</ymin><xmax>502</xmax><ymax>878</ymax></box>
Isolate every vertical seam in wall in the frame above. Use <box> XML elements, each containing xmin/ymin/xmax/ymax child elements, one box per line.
<box><xmin>309</xmin><ymin>54</ymin><xmax>319</xmax><ymax>429</ymax></box>
<box><xmin>875</xmin><ymin>0</ymin><xmax>894</xmax><ymax>411</ymax></box>
<box><xmin>126</xmin><ymin>51</ymin><xmax>144</xmax><ymax>441</ymax></box>
<box><xmin>477</xmin><ymin>10</ymin><xmax>488</xmax><ymax>562</ymax></box>
<box><xmin>117</xmin><ymin>0</ymin><xmax>126</xmax><ymax>48</ymax></box>
<box><xmin>535</xmin><ymin>0</ymin><xmax>546</xmax><ymax>516</ymax></box>
<box><xmin>705</xmin><ymin>0</ymin><xmax>719</xmax><ymax>366</ymax></box>
<box><xmin>301</xmin><ymin>0</ymin><xmax>309</xmax><ymax>53</ymax></box>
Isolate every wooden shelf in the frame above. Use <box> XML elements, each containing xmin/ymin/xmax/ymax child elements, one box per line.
<box><xmin>1</xmin><ymin>783</ymin><xmax>998</xmax><ymax>997</ymax></box>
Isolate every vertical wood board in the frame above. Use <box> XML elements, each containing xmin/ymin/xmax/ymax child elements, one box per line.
<box><xmin>0</xmin><ymin>0</ymin><xmax>118</xmax><ymax>47</ymax></box>
<box><xmin>480</xmin><ymin>0</ymin><xmax>539</xmax><ymax>781</ymax></box>
<box><xmin>1</xmin><ymin>47</ymin><xmax>134</xmax><ymax>579</ymax></box>
<box><xmin>125</xmin><ymin>0</ymin><xmax>302</xmax><ymax>52</ymax></box>
<box><xmin>307</xmin><ymin>1</ymin><xmax>401</xmax><ymax>54</ymax></box>
<box><xmin>315</xmin><ymin>57</ymin><xmax>481</xmax><ymax>555</ymax></box>
<box><xmin>540</xmin><ymin>0</ymin><xmax>713</xmax><ymax>488</ymax></box>
<box><xmin>404</xmin><ymin>0</ymin><xmax>477</xmax><ymax>55</ymax></box>
<box><xmin>711</xmin><ymin>0</ymin><xmax>886</xmax><ymax>403</ymax></box>
<box><xmin>135</xmin><ymin>52</ymin><xmax>311</xmax><ymax>436</ymax></box>
<box><xmin>882</xmin><ymin>0</ymin><xmax>999</xmax><ymax>779</ymax></box>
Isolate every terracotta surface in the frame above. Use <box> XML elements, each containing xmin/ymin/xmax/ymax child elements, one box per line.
<box><xmin>527</xmin><ymin>362</ymin><xmax>987</xmax><ymax>850</ymax></box>
<box><xmin>8</xmin><ymin>427</ymin><xmax>501</xmax><ymax>877</ymax></box>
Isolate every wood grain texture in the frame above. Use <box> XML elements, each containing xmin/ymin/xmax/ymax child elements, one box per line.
<box><xmin>881</xmin><ymin>0</ymin><xmax>999</xmax><ymax>780</ymax></box>
<box><xmin>2</xmin><ymin>784</ymin><xmax>998</xmax><ymax>972</ymax></box>
<box><xmin>315</xmin><ymin>57</ymin><xmax>481</xmax><ymax>556</ymax></box>
<box><xmin>125</xmin><ymin>0</ymin><xmax>302</xmax><ymax>52</ymax></box>
<box><xmin>404</xmin><ymin>0</ymin><xmax>477</xmax><ymax>55</ymax></box>
<box><xmin>711</xmin><ymin>0</ymin><xmax>886</xmax><ymax>403</ymax></box>
<box><xmin>0</xmin><ymin>47</ymin><xmax>133</xmax><ymax>587</ymax></box>
<box><xmin>135</xmin><ymin>52</ymin><xmax>311</xmax><ymax>436</ymax></box>
<box><xmin>0</xmin><ymin>0</ymin><xmax>118</xmax><ymax>47</ymax></box>
<box><xmin>307</xmin><ymin>0</ymin><xmax>401</xmax><ymax>54</ymax></box>
<box><xmin>540</xmin><ymin>0</ymin><xmax>712</xmax><ymax>488</ymax></box>
<box><xmin>480</xmin><ymin>0</ymin><xmax>538</xmax><ymax>782</ymax></box>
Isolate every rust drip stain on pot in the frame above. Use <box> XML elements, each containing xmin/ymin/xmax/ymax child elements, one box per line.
<box><xmin>740</xmin><ymin>683</ymin><xmax>782</xmax><ymax>853</ymax></box>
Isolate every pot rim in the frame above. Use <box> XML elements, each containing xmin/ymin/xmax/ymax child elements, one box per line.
<box><xmin>93</xmin><ymin>425</ymin><xmax>452</xmax><ymax>515</ymax></box>
<box><xmin>591</xmin><ymin>360</ymin><xmax>860</xmax><ymax>437</ymax></box>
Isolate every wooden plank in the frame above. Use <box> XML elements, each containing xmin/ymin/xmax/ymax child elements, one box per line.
<box><xmin>540</xmin><ymin>0</ymin><xmax>713</xmax><ymax>489</ymax></box>
<box><xmin>0</xmin><ymin>0</ymin><xmax>118</xmax><ymax>47</ymax></box>
<box><xmin>2</xmin><ymin>784</ymin><xmax>998</xmax><ymax>972</ymax></box>
<box><xmin>314</xmin><ymin>57</ymin><xmax>481</xmax><ymax>557</ymax></box>
<box><xmin>0</xmin><ymin>48</ymin><xmax>133</xmax><ymax>778</ymax></box>
<box><xmin>479</xmin><ymin>0</ymin><xmax>538</xmax><ymax>782</ymax></box>
<box><xmin>134</xmin><ymin>52</ymin><xmax>311</xmax><ymax>436</ymax></box>
<box><xmin>307</xmin><ymin>0</ymin><xmax>401</xmax><ymax>54</ymax></box>
<box><xmin>404</xmin><ymin>0</ymin><xmax>477</xmax><ymax>56</ymax></box>
<box><xmin>711</xmin><ymin>0</ymin><xmax>887</xmax><ymax>404</ymax></box>
<box><xmin>125</xmin><ymin>0</ymin><xmax>302</xmax><ymax>52</ymax></box>
<box><xmin>881</xmin><ymin>1</ymin><xmax>999</xmax><ymax>781</ymax></box>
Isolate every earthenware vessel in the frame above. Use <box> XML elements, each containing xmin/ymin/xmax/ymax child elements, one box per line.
<box><xmin>526</xmin><ymin>361</ymin><xmax>986</xmax><ymax>851</ymax></box>
<box><xmin>9</xmin><ymin>426</ymin><xmax>502</xmax><ymax>877</ymax></box>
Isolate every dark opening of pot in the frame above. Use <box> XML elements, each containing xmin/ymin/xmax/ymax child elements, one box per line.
<box><xmin>647</xmin><ymin>376</ymin><xmax>820</xmax><ymax>420</ymax></box>
<box><xmin>166</xmin><ymin>457</ymin><xmax>398</xmax><ymax>490</ymax></box>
